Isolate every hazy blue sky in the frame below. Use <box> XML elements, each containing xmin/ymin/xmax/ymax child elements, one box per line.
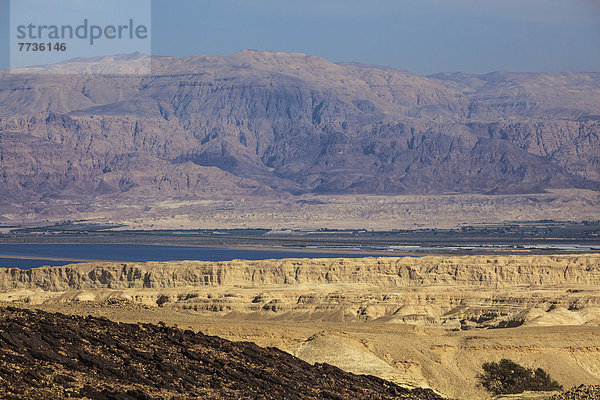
<box><xmin>2</xmin><ymin>0</ymin><xmax>599</xmax><ymax>74</ymax></box>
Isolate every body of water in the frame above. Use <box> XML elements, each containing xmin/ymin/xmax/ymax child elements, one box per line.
<box><xmin>0</xmin><ymin>243</ymin><xmax>385</xmax><ymax>269</ymax></box>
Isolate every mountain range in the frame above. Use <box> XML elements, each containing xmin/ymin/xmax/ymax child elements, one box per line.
<box><xmin>1</xmin><ymin>50</ymin><xmax>599</xmax><ymax>208</ymax></box>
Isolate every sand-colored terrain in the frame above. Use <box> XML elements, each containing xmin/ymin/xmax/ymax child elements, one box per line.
<box><xmin>4</xmin><ymin>190</ymin><xmax>600</xmax><ymax>230</ymax></box>
<box><xmin>2</xmin><ymin>254</ymin><xmax>600</xmax><ymax>399</ymax></box>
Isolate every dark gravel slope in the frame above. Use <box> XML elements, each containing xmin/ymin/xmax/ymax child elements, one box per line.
<box><xmin>0</xmin><ymin>307</ymin><xmax>446</xmax><ymax>400</ymax></box>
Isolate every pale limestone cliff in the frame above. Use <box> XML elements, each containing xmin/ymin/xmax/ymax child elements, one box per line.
<box><xmin>1</xmin><ymin>254</ymin><xmax>599</xmax><ymax>291</ymax></box>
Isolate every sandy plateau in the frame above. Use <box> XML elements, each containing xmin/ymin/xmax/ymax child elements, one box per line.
<box><xmin>4</xmin><ymin>190</ymin><xmax>600</xmax><ymax>231</ymax></box>
<box><xmin>2</xmin><ymin>254</ymin><xmax>600</xmax><ymax>399</ymax></box>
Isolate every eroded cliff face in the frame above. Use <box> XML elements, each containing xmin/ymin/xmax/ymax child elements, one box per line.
<box><xmin>2</xmin><ymin>255</ymin><xmax>600</xmax><ymax>331</ymax></box>
<box><xmin>2</xmin><ymin>255</ymin><xmax>599</xmax><ymax>291</ymax></box>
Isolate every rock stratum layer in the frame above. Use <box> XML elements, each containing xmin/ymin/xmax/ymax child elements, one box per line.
<box><xmin>2</xmin><ymin>255</ymin><xmax>600</xmax><ymax>330</ymax></box>
<box><xmin>1</xmin><ymin>254</ymin><xmax>599</xmax><ymax>291</ymax></box>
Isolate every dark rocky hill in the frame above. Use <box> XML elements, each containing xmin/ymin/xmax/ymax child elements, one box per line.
<box><xmin>0</xmin><ymin>50</ymin><xmax>599</xmax><ymax>203</ymax></box>
<box><xmin>0</xmin><ymin>307</ymin><xmax>445</xmax><ymax>399</ymax></box>
<box><xmin>549</xmin><ymin>385</ymin><xmax>600</xmax><ymax>400</ymax></box>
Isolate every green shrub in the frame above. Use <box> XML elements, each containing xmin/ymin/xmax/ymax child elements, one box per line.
<box><xmin>478</xmin><ymin>359</ymin><xmax>563</xmax><ymax>394</ymax></box>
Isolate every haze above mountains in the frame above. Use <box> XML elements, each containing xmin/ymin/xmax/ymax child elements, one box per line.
<box><xmin>1</xmin><ymin>50</ymin><xmax>599</xmax><ymax>224</ymax></box>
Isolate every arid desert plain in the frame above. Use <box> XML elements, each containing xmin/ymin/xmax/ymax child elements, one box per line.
<box><xmin>1</xmin><ymin>253</ymin><xmax>599</xmax><ymax>399</ymax></box>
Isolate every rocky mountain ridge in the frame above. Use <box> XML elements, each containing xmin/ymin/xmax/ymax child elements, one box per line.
<box><xmin>1</xmin><ymin>50</ymin><xmax>599</xmax><ymax>209</ymax></box>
